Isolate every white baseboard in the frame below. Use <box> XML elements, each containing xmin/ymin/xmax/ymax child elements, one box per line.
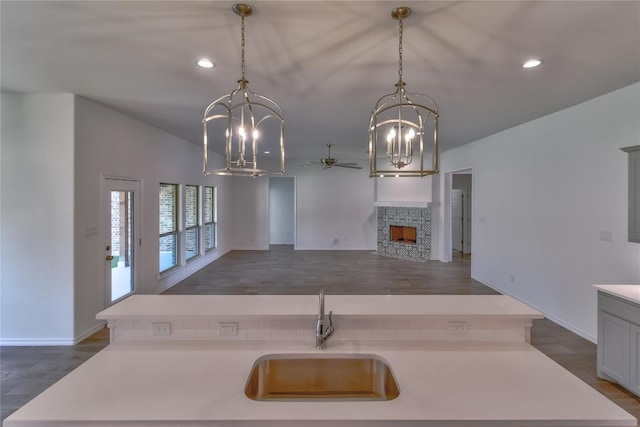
<box><xmin>73</xmin><ymin>322</ymin><xmax>107</xmax><ymax>345</ymax></box>
<box><xmin>0</xmin><ymin>322</ymin><xmax>107</xmax><ymax>346</ymax></box>
<box><xmin>472</xmin><ymin>274</ymin><xmax>597</xmax><ymax>344</ymax></box>
<box><xmin>1</xmin><ymin>338</ymin><xmax>76</xmax><ymax>346</ymax></box>
<box><xmin>539</xmin><ymin>310</ymin><xmax>596</xmax><ymax>344</ymax></box>
<box><xmin>232</xmin><ymin>245</ymin><xmax>270</xmax><ymax>250</ymax></box>
<box><xmin>293</xmin><ymin>246</ymin><xmax>377</xmax><ymax>251</ymax></box>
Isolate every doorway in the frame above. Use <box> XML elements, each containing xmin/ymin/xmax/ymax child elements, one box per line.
<box><xmin>444</xmin><ymin>169</ymin><xmax>472</xmax><ymax>261</ymax></box>
<box><xmin>103</xmin><ymin>178</ymin><xmax>141</xmax><ymax>306</ymax></box>
<box><xmin>268</xmin><ymin>176</ymin><xmax>295</xmax><ymax>246</ymax></box>
<box><xmin>451</xmin><ymin>188</ymin><xmax>465</xmax><ymax>253</ymax></box>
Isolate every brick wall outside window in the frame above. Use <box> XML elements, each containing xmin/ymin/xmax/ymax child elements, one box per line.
<box><xmin>159</xmin><ymin>183</ymin><xmax>178</xmax><ymax>272</ymax></box>
<box><xmin>203</xmin><ymin>186</ymin><xmax>217</xmax><ymax>251</ymax></box>
<box><xmin>185</xmin><ymin>185</ymin><xmax>199</xmax><ymax>260</ymax></box>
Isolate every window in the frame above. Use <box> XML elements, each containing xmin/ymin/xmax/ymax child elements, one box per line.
<box><xmin>203</xmin><ymin>186</ymin><xmax>217</xmax><ymax>251</ymax></box>
<box><xmin>185</xmin><ymin>185</ymin><xmax>200</xmax><ymax>260</ymax></box>
<box><xmin>159</xmin><ymin>183</ymin><xmax>178</xmax><ymax>273</ymax></box>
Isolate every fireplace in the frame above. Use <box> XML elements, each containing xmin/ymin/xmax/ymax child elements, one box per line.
<box><xmin>376</xmin><ymin>205</ymin><xmax>431</xmax><ymax>262</ymax></box>
<box><xmin>390</xmin><ymin>225</ymin><xmax>417</xmax><ymax>244</ymax></box>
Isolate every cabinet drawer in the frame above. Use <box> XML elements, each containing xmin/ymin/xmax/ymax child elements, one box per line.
<box><xmin>598</xmin><ymin>292</ymin><xmax>640</xmax><ymax>326</ymax></box>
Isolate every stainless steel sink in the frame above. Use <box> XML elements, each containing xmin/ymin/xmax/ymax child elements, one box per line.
<box><xmin>244</xmin><ymin>353</ymin><xmax>400</xmax><ymax>401</ymax></box>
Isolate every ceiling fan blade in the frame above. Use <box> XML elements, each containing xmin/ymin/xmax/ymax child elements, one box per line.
<box><xmin>304</xmin><ymin>145</ymin><xmax>360</xmax><ymax>170</ymax></box>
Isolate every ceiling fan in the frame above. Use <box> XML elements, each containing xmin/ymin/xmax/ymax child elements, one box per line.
<box><xmin>299</xmin><ymin>144</ymin><xmax>362</xmax><ymax>170</ymax></box>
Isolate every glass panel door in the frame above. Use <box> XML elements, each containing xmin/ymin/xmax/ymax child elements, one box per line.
<box><xmin>104</xmin><ymin>178</ymin><xmax>140</xmax><ymax>305</ymax></box>
<box><xmin>109</xmin><ymin>190</ymin><xmax>134</xmax><ymax>301</ymax></box>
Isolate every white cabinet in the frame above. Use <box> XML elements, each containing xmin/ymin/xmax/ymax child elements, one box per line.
<box><xmin>597</xmin><ymin>291</ymin><xmax>640</xmax><ymax>397</ymax></box>
<box><xmin>621</xmin><ymin>145</ymin><xmax>640</xmax><ymax>243</ymax></box>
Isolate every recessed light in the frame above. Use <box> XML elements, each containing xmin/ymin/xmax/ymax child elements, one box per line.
<box><xmin>264</xmin><ymin>151</ymin><xmax>270</xmax><ymax>154</ymax></box>
<box><xmin>197</xmin><ymin>58</ymin><xmax>215</xmax><ymax>69</ymax></box>
<box><xmin>522</xmin><ymin>59</ymin><xmax>542</xmax><ymax>69</ymax></box>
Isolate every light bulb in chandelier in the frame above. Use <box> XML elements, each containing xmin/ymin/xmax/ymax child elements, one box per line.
<box><xmin>384</xmin><ymin>124</ymin><xmax>414</xmax><ymax>167</ymax></box>
<box><xmin>404</xmin><ymin>128</ymin><xmax>414</xmax><ymax>158</ymax></box>
<box><xmin>405</xmin><ymin>128</ymin><xmax>415</xmax><ymax>142</ymax></box>
<box><xmin>386</xmin><ymin>128</ymin><xmax>396</xmax><ymax>157</ymax></box>
<box><xmin>387</xmin><ymin>128</ymin><xmax>396</xmax><ymax>143</ymax></box>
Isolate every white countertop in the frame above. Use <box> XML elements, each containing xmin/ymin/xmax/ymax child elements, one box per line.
<box><xmin>594</xmin><ymin>285</ymin><xmax>640</xmax><ymax>305</ymax></box>
<box><xmin>4</xmin><ymin>341</ymin><xmax>635</xmax><ymax>427</ymax></box>
<box><xmin>96</xmin><ymin>294</ymin><xmax>544</xmax><ymax>320</ymax></box>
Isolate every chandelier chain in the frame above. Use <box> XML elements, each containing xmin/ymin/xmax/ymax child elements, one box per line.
<box><xmin>398</xmin><ymin>18</ymin><xmax>403</xmax><ymax>82</ymax></box>
<box><xmin>240</xmin><ymin>12</ymin><xmax>246</xmax><ymax>79</ymax></box>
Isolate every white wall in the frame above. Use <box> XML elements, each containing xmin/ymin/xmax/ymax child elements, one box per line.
<box><xmin>295</xmin><ymin>164</ymin><xmax>376</xmax><ymax>250</ymax></box>
<box><xmin>73</xmin><ymin>97</ymin><xmax>232</xmax><ymax>340</ymax></box>
<box><xmin>269</xmin><ymin>177</ymin><xmax>295</xmax><ymax>245</ymax></box>
<box><xmin>226</xmin><ymin>157</ymin><xmax>378</xmax><ymax>250</ymax></box>
<box><xmin>230</xmin><ymin>159</ymin><xmax>430</xmax><ymax>250</ymax></box>
<box><xmin>231</xmin><ymin>176</ymin><xmax>270</xmax><ymax>250</ymax></box>
<box><xmin>432</xmin><ymin>83</ymin><xmax>640</xmax><ymax>341</ymax></box>
<box><xmin>374</xmin><ymin>175</ymin><xmax>432</xmax><ymax>203</ymax></box>
<box><xmin>1</xmin><ymin>93</ymin><xmax>76</xmax><ymax>344</ymax></box>
<box><xmin>0</xmin><ymin>94</ymin><xmax>233</xmax><ymax>344</ymax></box>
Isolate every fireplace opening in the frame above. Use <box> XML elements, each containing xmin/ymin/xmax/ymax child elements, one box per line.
<box><xmin>390</xmin><ymin>225</ymin><xmax>417</xmax><ymax>244</ymax></box>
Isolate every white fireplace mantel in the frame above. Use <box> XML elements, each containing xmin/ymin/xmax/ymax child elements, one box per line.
<box><xmin>373</xmin><ymin>201</ymin><xmax>431</xmax><ymax>208</ymax></box>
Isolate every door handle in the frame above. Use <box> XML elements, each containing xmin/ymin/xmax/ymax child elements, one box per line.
<box><xmin>106</xmin><ymin>255</ymin><xmax>114</xmax><ymax>261</ymax></box>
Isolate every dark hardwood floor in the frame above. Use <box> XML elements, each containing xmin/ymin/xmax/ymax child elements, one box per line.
<box><xmin>2</xmin><ymin>246</ymin><xmax>638</xmax><ymax>423</ymax></box>
<box><xmin>165</xmin><ymin>245</ymin><xmax>495</xmax><ymax>295</ymax></box>
<box><xmin>1</xmin><ymin>328</ymin><xmax>110</xmax><ymax>422</ymax></box>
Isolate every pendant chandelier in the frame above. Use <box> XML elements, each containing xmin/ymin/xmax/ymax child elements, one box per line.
<box><xmin>369</xmin><ymin>7</ymin><xmax>439</xmax><ymax>178</ymax></box>
<box><xmin>203</xmin><ymin>3</ymin><xmax>285</xmax><ymax>177</ymax></box>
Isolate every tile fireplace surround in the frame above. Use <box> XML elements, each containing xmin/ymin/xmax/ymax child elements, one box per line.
<box><xmin>377</xmin><ymin>205</ymin><xmax>431</xmax><ymax>262</ymax></box>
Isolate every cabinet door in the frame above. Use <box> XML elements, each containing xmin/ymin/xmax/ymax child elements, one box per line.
<box><xmin>599</xmin><ymin>312</ymin><xmax>630</xmax><ymax>384</ymax></box>
<box><xmin>629</xmin><ymin>323</ymin><xmax>640</xmax><ymax>396</ymax></box>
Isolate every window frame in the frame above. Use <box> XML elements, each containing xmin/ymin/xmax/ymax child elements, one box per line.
<box><xmin>203</xmin><ymin>186</ymin><xmax>217</xmax><ymax>252</ymax></box>
<box><xmin>159</xmin><ymin>182</ymin><xmax>179</xmax><ymax>274</ymax></box>
<box><xmin>184</xmin><ymin>184</ymin><xmax>201</xmax><ymax>261</ymax></box>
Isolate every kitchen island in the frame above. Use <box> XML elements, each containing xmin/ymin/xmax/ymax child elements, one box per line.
<box><xmin>95</xmin><ymin>294</ymin><xmax>545</xmax><ymax>344</ymax></box>
<box><xmin>4</xmin><ymin>294</ymin><xmax>637</xmax><ymax>427</ymax></box>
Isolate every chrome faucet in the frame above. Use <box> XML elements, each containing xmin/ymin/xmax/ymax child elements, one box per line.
<box><xmin>316</xmin><ymin>289</ymin><xmax>334</xmax><ymax>350</ymax></box>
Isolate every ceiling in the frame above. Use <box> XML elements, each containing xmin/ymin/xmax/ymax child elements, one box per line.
<box><xmin>2</xmin><ymin>1</ymin><xmax>639</xmax><ymax>163</ymax></box>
